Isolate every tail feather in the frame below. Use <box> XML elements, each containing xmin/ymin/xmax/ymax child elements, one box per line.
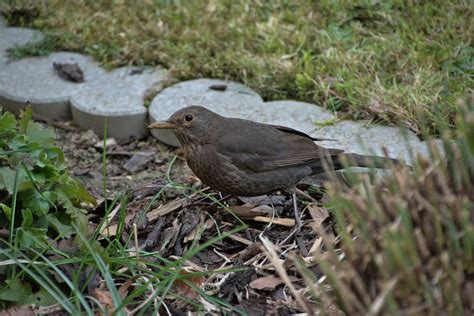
<box><xmin>336</xmin><ymin>153</ymin><xmax>402</xmax><ymax>170</ymax></box>
<box><xmin>309</xmin><ymin>151</ymin><xmax>410</xmax><ymax>175</ymax></box>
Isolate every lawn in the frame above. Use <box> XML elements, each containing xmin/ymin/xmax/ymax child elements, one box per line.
<box><xmin>2</xmin><ymin>0</ymin><xmax>472</xmax><ymax>135</ymax></box>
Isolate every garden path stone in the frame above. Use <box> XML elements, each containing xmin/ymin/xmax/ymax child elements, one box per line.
<box><xmin>0</xmin><ymin>51</ymin><xmax>105</xmax><ymax>119</ymax></box>
<box><xmin>71</xmin><ymin>67</ymin><xmax>166</xmax><ymax>140</ymax></box>
<box><xmin>149</xmin><ymin>78</ymin><xmax>264</xmax><ymax>146</ymax></box>
<box><xmin>259</xmin><ymin>100</ymin><xmax>335</xmax><ymax>136</ymax></box>
<box><xmin>315</xmin><ymin>121</ymin><xmax>421</xmax><ymax>165</ymax></box>
<box><xmin>0</xmin><ymin>27</ymin><xmax>44</xmax><ymax>65</ymax></box>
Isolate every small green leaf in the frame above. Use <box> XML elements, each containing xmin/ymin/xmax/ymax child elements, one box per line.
<box><xmin>0</xmin><ymin>203</ymin><xmax>12</xmax><ymax>221</ymax></box>
<box><xmin>0</xmin><ymin>112</ymin><xmax>16</xmax><ymax>133</ymax></box>
<box><xmin>0</xmin><ymin>167</ymin><xmax>31</xmax><ymax>193</ymax></box>
<box><xmin>0</xmin><ymin>112</ymin><xmax>17</xmax><ymax>144</ymax></box>
<box><xmin>0</xmin><ymin>280</ymin><xmax>32</xmax><ymax>302</ymax></box>
<box><xmin>26</xmin><ymin>122</ymin><xmax>55</xmax><ymax>146</ymax></box>
<box><xmin>21</xmin><ymin>208</ymin><xmax>33</xmax><ymax>227</ymax></box>
<box><xmin>7</xmin><ymin>134</ymin><xmax>28</xmax><ymax>150</ymax></box>
<box><xmin>25</xmin><ymin>288</ymin><xmax>57</xmax><ymax>306</ymax></box>
<box><xmin>21</xmin><ymin>189</ymin><xmax>50</xmax><ymax>216</ymax></box>
<box><xmin>46</xmin><ymin>214</ymin><xmax>73</xmax><ymax>236</ymax></box>
<box><xmin>17</xmin><ymin>227</ymin><xmax>48</xmax><ymax>248</ymax></box>
<box><xmin>18</xmin><ymin>107</ymin><xmax>33</xmax><ymax>134</ymax></box>
<box><xmin>57</xmin><ymin>174</ymin><xmax>96</xmax><ymax>206</ymax></box>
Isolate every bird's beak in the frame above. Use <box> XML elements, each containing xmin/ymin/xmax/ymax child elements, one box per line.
<box><xmin>148</xmin><ymin>121</ymin><xmax>177</xmax><ymax>129</ymax></box>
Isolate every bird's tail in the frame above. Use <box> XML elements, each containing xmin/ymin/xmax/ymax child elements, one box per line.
<box><xmin>309</xmin><ymin>151</ymin><xmax>410</xmax><ymax>175</ymax></box>
<box><xmin>335</xmin><ymin>153</ymin><xmax>403</xmax><ymax>170</ymax></box>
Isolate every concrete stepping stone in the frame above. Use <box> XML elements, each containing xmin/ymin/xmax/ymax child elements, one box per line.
<box><xmin>149</xmin><ymin>78</ymin><xmax>264</xmax><ymax>146</ymax></box>
<box><xmin>0</xmin><ymin>51</ymin><xmax>105</xmax><ymax>119</ymax></box>
<box><xmin>257</xmin><ymin>100</ymin><xmax>335</xmax><ymax>136</ymax></box>
<box><xmin>0</xmin><ymin>27</ymin><xmax>44</xmax><ymax>65</ymax></box>
<box><xmin>314</xmin><ymin>121</ymin><xmax>422</xmax><ymax>165</ymax></box>
<box><xmin>71</xmin><ymin>67</ymin><xmax>166</xmax><ymax>140</ymax></box>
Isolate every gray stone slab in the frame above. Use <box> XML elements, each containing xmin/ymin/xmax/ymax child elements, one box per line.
<box><xmin>258</xmin><ymin>100</ymin><xmax>335</xmax><ymax>137</ymax></box>
<box><xmin>149</xmin><ymin>78</ymin><xmax>264</xmax><ymax>146</ymax></box>
<box><xmin>0</xmin><ymin>52</ymin><xmax>105</xmax><ymax>119</ymax></box>
<box><xmin>71</xmin><ymin>67</ymin><xmax>166</xmax><ymax>140</ymax></box>
<box><xmin>314</xmin><ymin>121</ymin><xmax>421</xmax><ymax>165</ymax></box>
<box><xmin>0</xmin><ymin>27</ymin><xmax>44</xmax><ymax>65</ymax></box>
<box><xmin>413</xmin><ymin>138</ymin><xmax>446</xmax><ymax>160</ymax></box>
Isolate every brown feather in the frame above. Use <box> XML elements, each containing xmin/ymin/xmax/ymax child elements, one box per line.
<box><xmin>216</xmin><ymin>119</ymin><xmax>342</xmax><ymax>173</ymax></box>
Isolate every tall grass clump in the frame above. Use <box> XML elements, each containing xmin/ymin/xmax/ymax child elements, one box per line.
<box><xmin>314</xmin><ymin>99</ymin><xmax>473</xmax><ymax>314</ymax></box>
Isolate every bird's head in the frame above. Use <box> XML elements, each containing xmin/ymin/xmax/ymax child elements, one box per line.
<box><xmin>148</xmin><ymin>105</ymin><xmax>223</xmax><ymax>146</ymax></box>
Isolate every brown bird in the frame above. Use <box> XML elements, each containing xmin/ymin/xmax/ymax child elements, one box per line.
<box><xmin>149</xmin><ymin>106</ymin><xmax>400</xmax><ymax>222</ymax></box>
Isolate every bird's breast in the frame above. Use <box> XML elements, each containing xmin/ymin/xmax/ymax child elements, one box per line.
<box><xmin>186</xmin><ymin>144</ymin><xmax>240</xmax><ymax>191</ymax></box>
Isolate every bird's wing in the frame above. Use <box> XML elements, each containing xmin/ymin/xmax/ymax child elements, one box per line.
<box><xmin>268</xmin><ymin>124</ymin><xmax>336</xmax><ymax>141</ymax></box>
<box><xmin>216</xmin><ymin>123</ymin><xmax>343</xmax><ymax>173</ymax></box>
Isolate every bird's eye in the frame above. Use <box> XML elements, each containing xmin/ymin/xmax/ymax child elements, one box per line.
<box><xmin>184</xmin><ymin>114</ymin><xmax>194</xmax><ymax>122</ymax></box>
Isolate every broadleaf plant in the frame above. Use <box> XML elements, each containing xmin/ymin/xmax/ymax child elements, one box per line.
<box><xmin>0</xmin><ymin>107</ymin><xmax>95</xmax><ymax>245</ymax></box>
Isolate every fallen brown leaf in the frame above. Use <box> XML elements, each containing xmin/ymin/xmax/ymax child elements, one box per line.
<box><xmin>91</xmin><ymin>288</ymin><xmax>114</xmax><ymax>315</ymax></box>
<box><xmin>174</xmin><ymin>270</ymin><xmax>206</xmax><ymax>300</ymax></box>
<box><xmin>250</xmin><ymin>274</ymin><xmax>298</xmax><ymax>290</ymax></box>
<box><xmin>0</xmin><ymin>306</ymin><xmax>34</xmax><ymax>316</ymax></box>
<box><xmin>91</xmin><ymin>276</ymin><xmax>137</xmax><ymax>315</ymax></box>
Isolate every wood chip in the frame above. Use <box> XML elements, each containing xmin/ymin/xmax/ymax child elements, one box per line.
<box><xmin>228</xmin><ymin>234</ymin><xmax>253</xmax><ymax>246</ymax></box>
<box><xmin>253</xmin><ymin>216</ymin><xmax>295</xmax><ymax>227</ymax></box>
<box><xmin>307</xmin><ymin>204</ymin><xmax>328</xmax><ymax>227</ymax></box>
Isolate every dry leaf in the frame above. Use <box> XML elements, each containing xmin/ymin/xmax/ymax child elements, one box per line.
<box><xmin>0</xmin><ymin>306</ymin><xmax>34</xmax><ymax>316</ymax></box>
<box><xmin>174</xmin><ymin>270</ymin><xmax>206</xmax><ymax>300</ymax></box>
<box><xmin>250</xmin><ymin>274</ymin><xmax>297</xmax><ymax>290</ymax></box>
<box><xmin>91</xmin><ymin>277</ymin><xmax>135</xmax><ymax>316</ymax></box>
<box><xmin>91</xmin><ymin>288</ymin><xmax>114</xmax><ymax>315</ymax></box>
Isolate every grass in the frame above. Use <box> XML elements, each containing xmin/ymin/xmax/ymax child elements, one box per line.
<box><xmin>1</xmin><ymin>0</ymin><xmax>472</xmax><ymax>135</ymax></box>
<box><xmin>308</xmin><ymin>98</ymin><xmax>474</xmax><ymax>314</ymax></box>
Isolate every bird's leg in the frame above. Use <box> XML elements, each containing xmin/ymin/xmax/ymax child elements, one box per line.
<box><xmin>290</xmin><ymin>186</ymin><xmax>318</xmax><ymax>228</ymax></box>
<box><xmin>289</xmin><ymin>186</ymin><xmax>303</xmax><ymax>228</ymax></box>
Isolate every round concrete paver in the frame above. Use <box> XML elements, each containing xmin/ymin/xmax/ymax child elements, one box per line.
<box><xmin>71</xmin><ymin>67</ymin><xmax>166</xmax><ymax>140</ymax></box>
<box><xmin>314</xmin><ymin>121</ymin><xmax>421</xmax><ymax>165</ymax></box>
<box><xmin>0</xmin><ymin>52</ymin><xmax>105</xmax><ymax>120</ymax></box>
<box><xmin>0</xmin><ymin>27</ymin><xmax>44</xmax><ymax>65</ymax></box>
<box><xmin>260</xmin><ymin>100</ymin><xmax>335</xmax><ymax>137</ymax></box>
<box><xmin>149</xmin><ymin>78</ymin><xmax>264</xmax><ymax>146</ymax></box>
